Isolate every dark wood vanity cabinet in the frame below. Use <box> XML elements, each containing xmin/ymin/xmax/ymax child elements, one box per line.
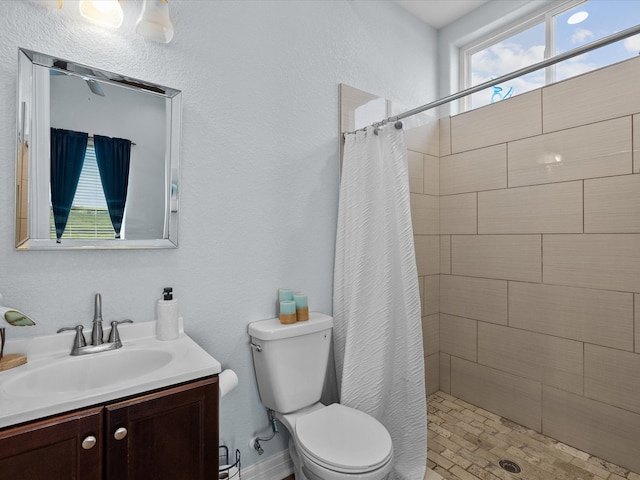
<box><xmin>0</xmin><ymin>376</ymin><xmax>219</xmax><ymax>480</ymax></box>
<box><xmin>105</xmin><ymin>376</ymin><xmax>219</xmax><ymax>480</ymax></box>
<box><xmin>0</xmin><ymin>406</ymin><xmax>103</xmax><ymax>480</ymax></box>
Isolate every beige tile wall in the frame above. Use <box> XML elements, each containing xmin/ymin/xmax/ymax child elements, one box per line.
<box><xmin>439</xmin><ymin>235</ymin><xmax>450</xmax><ymax>274</ymax></box>
<box><xmin>544</xmin><ymin>234</ymin><xmax>640</xmax><ymax>292</ymax></box>
<box><xmin>440</xmin><ymin>144</ymin><xmax>507</xmax><ymax>195</ymax></box>
<box><xmin>407</xmin><ymin>121</ymin><xmax>441</xmax><ymax>398</ymax></box>
<box><xmin>477</xmin><ymin>322</ymin><xmax>583</xmax><ymax>395</ymax></box>
<box><xmin>406</xmin><ymin>121</ymin><xmax>439</xmax><ymax>158</ymax></box>
<box><xmin>351</xmin><ymin>57</ymin><xmax>640</xmax><ymax>473</ymax></box>
<box><xmin>423</xmin><ymin>275</ymin><xmax>440</xmax><ymax>316</ymax></box>
<box><xmin>439</xmin><ymin>117</ymin><xmax>451</xmax><ymax>157</ymax></box>
<box><xmin>413</xmin><ymin>57</ymin><xmax>640</xmax><ymax>474</ymax></box>
<box><xmin>543</xmin><ymin>386</ymin><xmax>640</xmax><ymax>473</ymax></box>
<box><xmin>414</xmin><ymin>235</ymin><xmax>440</xmax><ymax>277</ymax></box>
<box><xmin>440</xmin><ymin>313</ymin><xmax>477</xmax><ymax>362</ymax></box>
<box><xmin>422</xmin><ymin>313</ymin><xmax>440</xmax><ymax>357</ymax></box>
<box><xmin>407</xmin><ymin>150</ymin><xmax>424</xmax><ymax>194</ymax></box>
<box><xmin>584</xmin><ymin>174</ymin><xmax>640</xmax><ymax>233</ymax></box>
<box><xmin>636</xmin><ymin>294</ymin><xmax>640</xmax><ymax>353</ymax></box>
<box><xmin>451</xmin><ymin>357</ymin><xmax>542</xmax><ymax>431</ymax></box>
<box><xmin>584</xmin><ymin>344</ymin><xmax>640</xmax><ymax>415</ymax></box>
<box><xmin>411</xmin><ymin>193</ymin><xmax>439</xmax><ymax>235</ymax></box>
<box><xmin>425</xmin><ymin>353</ymin><xmax>440</xmax><ymax>396</ymax></box>
<box><xmin>542</xmin><ymin>57</ymin><xmax>640</xmax><ymax>132</ymax></box>
<box><xmin>451</xmin><ymin>234</ymin><xmax>541</xmax><ymax>282</ymax></box>
<box><xmin>439</xmin><ymin>352</ymin><xmax>451</xmax><ymax>393</ymax></box>
<box><xmin>507</xmin><ymin>117</ymin><xmax>632</xmax><ymax>187</ymax></box>
<box><xmin>424</xmin><ymin>154</ymin><xmax>439</xmax><ymax>196</ymax></box>
<box><xmin>450</xmin><ymin>90</ymin><xmax>542</xmax><ymax>153</ymax></box>
<box><xmin>439</xmin><ymin>275</ymin><xmax>507</xmax><ymax>324</ymax></box>
<box><xmin>440</xmin><ymin>193</ymin><xmax>476</xmax><ymax>234</ymax></box>
<box><xmin>634</xmin><ymin>114</ymin><xmax>640</xmax><ymax>173</ymax></box>
<box><xmin>477</xmin><ymin>181</ymin><xmax>583</xmax><ymax>234</ymax></box>
<box><xmin>509</xmin><ymin>282</ymin><xmax>633</xmax><ymax>351</ymax></box>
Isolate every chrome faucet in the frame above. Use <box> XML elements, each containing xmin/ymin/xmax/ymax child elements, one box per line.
<box><xmin>57</xmin><ymin>293</ymin><xmax>133</xmax><ymax>356</ymax></box>
<box><xmin>92</xmin><ymin>293</ymin><xmax>104</xmax><ymax>346</ymax></box>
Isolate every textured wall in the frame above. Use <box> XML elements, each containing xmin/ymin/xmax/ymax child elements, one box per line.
<box><xmin>0</xmin><ymin>0</ymin><xmax>437</xmax><ymax>468</ymax></box>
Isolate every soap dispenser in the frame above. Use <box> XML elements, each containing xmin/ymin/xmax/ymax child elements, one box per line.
<box><xmin>156</xmin><ymin>287</ymin><xmax>179</xmax><ymax>341</ymax></box>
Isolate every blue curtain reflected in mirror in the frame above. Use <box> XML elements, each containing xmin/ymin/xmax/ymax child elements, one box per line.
<box><xmin>94</xmin><ymin>135</ymin><xmax>132</xmax><ymax>238</ymax></box>
<box><xmin>50</xmin><ymin>128</ymin><xmax>88</xmax><ymax>242</ymax></box>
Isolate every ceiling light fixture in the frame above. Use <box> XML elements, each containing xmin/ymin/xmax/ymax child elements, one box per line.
<box><xmin>567</xmin><ymin>11</ymin><xmax>589</xmax><ymax>25</ymax></box>
<box><xmin>79</xmin><ymin>0</ymin><xmax>124</xmax><ymax>28</ymax></box>
<box><xmin>136</xmin><ymin>0</ymin><xmax>175</xmax><ymax>44</ymax></box>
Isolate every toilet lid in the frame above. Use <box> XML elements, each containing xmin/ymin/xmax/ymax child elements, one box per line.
<box><xmin>295</xmin><ymin>404</ymin><xmax>393</xmax><ymax>473</ymax></box>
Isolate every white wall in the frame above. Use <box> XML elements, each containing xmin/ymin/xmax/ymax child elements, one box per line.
<box><xmin>0</xmin><ymin>0</ymin><xmax>437</xmax><ymax>468</ymax></box>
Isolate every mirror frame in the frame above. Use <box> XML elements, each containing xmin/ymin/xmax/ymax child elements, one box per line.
<box><xmin>15</xmin><ymin>48</ymin><xmax>182</xmax><ymax>250</ymax></box>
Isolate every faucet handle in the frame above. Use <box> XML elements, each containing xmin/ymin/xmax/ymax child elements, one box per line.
<box><xmin>108</xmin><ymin>319</ymin><xmax>133</xmax><ymax>347</ymax></box>
<box><xmin>57</xmin><ymin>325</ymin><xmax>87</xmax><ymax>350</ymax></box>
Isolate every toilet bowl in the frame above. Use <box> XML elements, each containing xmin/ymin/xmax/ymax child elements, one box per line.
<box><xmin>278</xmin><ymin>403</ymin><xmax>393</xmax><ymax>480</ymax></box>
<box><xmin>248</xmin><ymin>313</ymin><xmax>394</xmax><ymax>480</ymax></box>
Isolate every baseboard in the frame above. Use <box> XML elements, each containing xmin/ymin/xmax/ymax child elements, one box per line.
<box><xmin>241</xmin><ymin>449</ymin><xmax>294</xmax><ymax>480</ymax></box>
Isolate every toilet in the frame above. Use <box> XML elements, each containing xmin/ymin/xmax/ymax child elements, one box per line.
<box><xmin>248</xmin><ymin>313</ymin><xmax>393</xmax><ymax>480</ymax></box>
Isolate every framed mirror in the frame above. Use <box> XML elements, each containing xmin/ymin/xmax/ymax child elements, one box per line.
<box><xmin>15</xmin><ymin>48</ymin><xmax>182</xmax><ymax>250</ymax></box>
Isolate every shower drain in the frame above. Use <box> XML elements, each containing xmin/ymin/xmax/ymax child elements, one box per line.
<box><xmin>499</xmin><ymin>459</ymin><xmax>522</xmax><ymax>474</ymax></box>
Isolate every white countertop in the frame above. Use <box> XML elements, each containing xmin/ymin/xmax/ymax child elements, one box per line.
<box><xmin>0</xmin><ymin>319</ymin><xmax>221</xmax><ymax>429</ymax></box>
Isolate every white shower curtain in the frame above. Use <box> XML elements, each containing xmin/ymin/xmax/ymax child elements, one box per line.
<box><xmin>333</xmin><ymin>125</ymin><xmax>427</xmax><ymax>480</ymax></box>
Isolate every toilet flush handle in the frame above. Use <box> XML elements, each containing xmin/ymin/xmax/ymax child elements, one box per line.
<box><xmin>250</xmin><ymin>342</ymin><xmax>262</xmax><ymax>352</ymax></box>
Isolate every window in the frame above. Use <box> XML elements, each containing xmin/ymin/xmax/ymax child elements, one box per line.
<box><xmin>462</xmin><ymin>0</ymin><xmax>640</xmax><ymax>110</ymax></box>
<box><xmin>466</xmin><ymin>20</ymin><xmax>545</xmax><ymax>110</ymax></box>
<box><xmin>49</xmin><ymin>144</ymin><xmax>116</xmax><ymax>239</ymax></box>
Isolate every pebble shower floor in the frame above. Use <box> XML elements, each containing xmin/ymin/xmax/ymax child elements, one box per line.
<box><xmin>427</xmin><ymin>391</ymin><xmax>640</xmax><ymax>480</ymax></box>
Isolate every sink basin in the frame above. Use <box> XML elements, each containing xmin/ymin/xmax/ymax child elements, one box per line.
<box><xmin>0</xmin><ymin>320</ymin><xmax>221</xmax><ymax>428</ymax></box>
<box><xmin>3</xmin><ymin>349</ymin><xmax>173</xmax><ymax>396</ymax></box>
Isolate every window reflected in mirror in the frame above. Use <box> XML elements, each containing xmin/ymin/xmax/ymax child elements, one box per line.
<box><xmin>15</xmin><ymin>48</ymin><xmax>182</xmax><ymax>250</ymax></box>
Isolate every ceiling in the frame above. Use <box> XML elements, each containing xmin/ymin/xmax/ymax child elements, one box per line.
<box><xmin>394</xmin><ymin>0</ymin><xmax>490</xmax><ymax>29</ymax></box>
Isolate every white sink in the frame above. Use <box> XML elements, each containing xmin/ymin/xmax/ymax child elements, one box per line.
<box><xmin>0</xmin><ymin>320</ymin><xmax>221</xmax><ymax>428</ymax></box>
<box><xmin>4</xmin><ymin>349</ymin><xmax>174</xmax><ymax>396</ymax></box>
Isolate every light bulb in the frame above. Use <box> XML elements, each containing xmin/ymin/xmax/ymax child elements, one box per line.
<box><xmin>79</xmin><ymin>0</ymin><xmax>124</xmax><ymax>28</ymax></box>
<box><xmin>93</xmin><ymin>1</ymin><xmax>114</xmax><ymax>13</ymax></box>
<box><xmin>136</xmin><ymin>0</ymin><xmax>175</xmax><ymax>44</ymax></box>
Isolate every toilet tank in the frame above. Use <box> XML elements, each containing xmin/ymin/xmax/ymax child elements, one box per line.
<box><xmin>248</xmin><ymin>313</ymin><xmax>333</xmax><ymax>414</ymax></box>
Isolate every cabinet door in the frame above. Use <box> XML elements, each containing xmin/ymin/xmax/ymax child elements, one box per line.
<box><xmin>0</xmin><ymin>406</ymin><xmax>103</xmax><ymax>480</ymax></box>
<box><xmin>105</xmin><ymin>376</ymin><xmax>218</xmax><ymax>480</ymax></box>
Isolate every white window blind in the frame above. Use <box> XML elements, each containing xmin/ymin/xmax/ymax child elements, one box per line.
<box><xmin>50</xmin><ymin>145</ymin><xmax>116</xmax><ymax>239</ymax></box>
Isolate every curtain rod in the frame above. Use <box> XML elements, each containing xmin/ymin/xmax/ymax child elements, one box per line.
<box><xmin>345</xmin><ymin>23</ymin><xmax>640</xmax><ymax>136</ymax></box>
<box><xmin>88</xmin><ymin>135</ymin><xmax>136</xmax><ymax>146</ymax></box>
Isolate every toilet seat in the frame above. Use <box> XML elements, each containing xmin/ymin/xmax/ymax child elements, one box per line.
<box><xmin>295</xmin><ymin>403</ymin><xmax>393</xmax><ymax>474</ymax></box>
